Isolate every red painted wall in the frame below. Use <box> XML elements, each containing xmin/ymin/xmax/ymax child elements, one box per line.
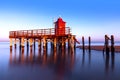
<box><xmin>55</xmin><ymin>17</ymin><xmax>66</xmax><ymax>35</ymax></box>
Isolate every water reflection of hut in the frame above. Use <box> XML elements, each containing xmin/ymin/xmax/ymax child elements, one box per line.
<box><xmin>9</xmin><ymin>46</ymin><xmax>75</xmax><ymax>69</ymax></box>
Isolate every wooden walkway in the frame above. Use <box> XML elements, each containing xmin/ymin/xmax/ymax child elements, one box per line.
<box><xmin>9</xmin><ymin>27</ymin><xmax>71</xmax><ymax>38</ymax></box>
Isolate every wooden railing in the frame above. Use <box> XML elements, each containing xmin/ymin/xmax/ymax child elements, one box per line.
<box><xmin>9</xmin><ymin>27</ymin><xmax>71</xmax><ymax>38</ymax></box>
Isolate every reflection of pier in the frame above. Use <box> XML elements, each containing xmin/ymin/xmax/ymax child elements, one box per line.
<box><xmin>81</xmin><ymin>50</ymin><xmax>91</xmax><ymax>67</ymax></box>
<box><xmin>104</xmin><ymin>53</ymin><xmax>115</xmax><ymax>74</ymax></box>
<box><xmin>9</xmin><ymin>46</ymin><xmax>75</xmax><ymax>75</ymax></box>
<box><xmin>9</xmin><ymin>17</ymin><xmax>78</xmax><ymax>53</ymax></box>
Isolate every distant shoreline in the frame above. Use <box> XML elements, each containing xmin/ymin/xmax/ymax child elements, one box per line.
<box><xmin>77</xmin><ymin>45</ymin><xmax>120</xmax><ymax>52</ymax></box>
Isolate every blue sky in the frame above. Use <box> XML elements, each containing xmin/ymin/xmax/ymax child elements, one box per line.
<box><xmin>0</xmin><ymin>0</ymin><xmax>120</xmax><ymax>41</ymax></box>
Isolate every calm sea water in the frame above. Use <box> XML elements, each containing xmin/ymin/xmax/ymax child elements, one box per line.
<box><xmin>0</xmin><ymin>42</ymin><xmax>120</xmax><ymax>80</ymax></box>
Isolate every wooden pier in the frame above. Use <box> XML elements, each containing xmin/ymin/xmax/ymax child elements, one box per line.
<box><xmin>9</xmin><ymin>17</ymin><xmax>77</xmax><ymax>52</ymax></box>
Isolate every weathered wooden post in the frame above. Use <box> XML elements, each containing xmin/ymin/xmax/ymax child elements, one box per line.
<box><xmin>56</xmin><ymin>40</ymin><xmax>60</xmax><ymax>50</ymax></box>
<box><xmin>111</xmin><ymin>35</ymin><xmax>115</xmax><ymax>54</ymax></box>
<box><xmin>88</xmin><ymin>36</ymin><xmax>91</xmax><ymax>53</ymax></box>
<box><xmin>14</xmin><ymin>38</ymin><xmax>17</xmax><ymax>48</ymax></box>
<box><xmin>33</xmin><ymin>38</ymin><xmax>36</xmax><ymax>51</ymax></box>
<box><xmin>19</xmin><ymin>38</ymin><xmax>21</xmax><ymax>47</ymax></box>
<box><xmin>21</xmin><ymin>37</ymin><xmax>25</xmax><ymax>54</ymax></box>
<box><xmin>26</xmin><ymin>38</ymin><xmax>29</xmax><ymax>51</ymax></box>
<box><xmin>64</xmin><ymin>39</ymin><xmax>66</xmax><ymax>50</ymax></box>
<box><xmin>43</xmin><ymin>37</ymin><xmax>46</xmax><ymax>51</ymax></box>
<box><xmin>88</xmin><ymin>36</ymin><xmax>91</xmax><ymax>65</ymax></box>
<box><xmin>21</xmin><ymin>37</ymin><xmax>25</xmax><ymax>48</ymax></box>
<box><xmin>68</xmin><ymin>38</ymin><xmax>70</xmax><ymax>50</ymax></box>
<box><xmin>51</xmin><ymin>40</ymin><xmax>54</xmax><ymax>50</ymax></box>
<box><xmin>74</xmin><ymin>36</ymin><xmax>76</xmax><ymax>51</ymax></box>
<box><xmin>54</xmin><ymin>38</ymin><xmax>57</xmax><ymax>51</ymax></box>
<box><xmin>46</xmin><ymin>39</ymin><xmax>48</xmax><ymax>52</ymax></box>
<box><xmin>71</xmin><ymin>35</ymin><xmax>74</xmax><ymax>53</ymax></box>
<box><xmin>82</xmin><ymin>36</ymin><xmax>85</xmax><ymax>53</ymax></box>
<box><xmin>62</xmin><ymin>38</ymin><xmax>65</xmax><ymax>51</ymax></box>
<box><xmin>38</xmin><ymin>39</ymin><xmax>41</xmax><ymax>47</ymax></box>
<box><xmin>10</xmin><ymin>38</ymin><xmax>13</xmax><ymax>50</ymax></box>
<box><xmin>38</xmin><ymin>39</ymin><xmax>41</xmax><ymax>53</ymax></box>
<box><xmin>29</xmin><ymin>38</ymin><xmax>33</xmax><ymax>47</ymax></box>
<box><xmin>19</xmin><ymin>38</ymin><xmax>22</xmax><ymax>53</ymax></box>
<box><xmin>105</xmin><ymin>35</ymin><xmax>110</xmax><ymax>55</ymax></box>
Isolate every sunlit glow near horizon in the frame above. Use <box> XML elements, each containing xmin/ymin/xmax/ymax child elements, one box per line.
<box><xmin>0</xmin><ymin>0</ymin><xmax>120</xmax><ymax>42</ymax></box>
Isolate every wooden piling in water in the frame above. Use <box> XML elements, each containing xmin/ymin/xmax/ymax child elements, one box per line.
<box><xmin>68</xmin><ymin>38</ymin><xmax>70</xmax><ymax>51</ymax></box>
<box><xmin>64</xmin><ymin>41</ymin><xmax>66</xmax><ymax>50</ymax></box>
<box><xmin>19</xmin><ymin>38</ymin><xmax>21</xmax><ymax>47</ymax></box>
<box><xmin>33</xmin><ymin>38</ymin><xmax>36</xmax><ymax>50</ymax></box>
<box><xmin>21</xmin><ymin>37</ymin><xmax>24</xmax><ymax>48</ymax></box>
<box><xmin>38</xmin><ymin>39</ymin><xmax>41</xmax><ymax>50</ymax></box>
<box><xmin>14</xmin><ymin>38</ymin><xmax>17</xmax><ymax>48</ymax></box>
<box><xmin>54</xmin><ymin>38</ymin><xmax>57</xmax><ymax>51</ymax></box>
<box><xmin>88</xmin><ymin>36</ymin><xmax>91</xmax><ymax>53</ymax></box>
<box><xmin>105</xmin><ymin>35</ymin><xmax>109</xmax><ymax>55</ymax></box>
<box><xmin>82</xmin><ymin>36</ymin><xmax>85</xmax><ymax>53</ymax></box>
<box><xmin>70</xmin><ymin>35</ymin><xmax>75</xmax><ymax>53</ymax></box>
<box><xmin>29</xmin><ymin>38</ymin><xmax>33</xmax><ymax>47</ymax></box>
<box><xmin>62</xmin><ymin>38</ymin><xmax>65</xmax><ymax>51</ymax></box>
<box><xmin>43</xmin><ymin>37</ymin><xmax>46</xmax><ymax>51</ymax></box>
<box><xmin>46</xmin><ymin>40</ymin><xmax>48</xmax><ymax>51</ymax></box>
<box><xmin>10</xmin><ymin>38</ymin><xmax>12</xmax><ymax>50</ymax></box>
<box><xmin>51</xmin><ymin>40</ymin><xmax>53</xmax><ymax>51</ymax></box>
<box><xmin>111</xmin><ymin>35</ymin><xmax>115</xmax><ymax>54</ymax></box>
<box><xmin>27</xmin><ymin>38</ymin><xmax>29</xmax><ymax>48</ymax></box>
<box><xmin>74</xmin><ymin>36</ymin><xmax>76</xmax><ymax>51</ymax></box>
